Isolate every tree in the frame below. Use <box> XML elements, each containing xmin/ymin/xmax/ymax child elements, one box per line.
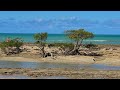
<box><xmin>34</xmin><ymin>32</ymin><xmax>48</xmax><ymax>46</ymax></box>
<box><xmin>64</xmin><ymin>29</ymin><xmax>94</xmax><ymax>55</ymax></box>
<box><xmin>34</xmin><ymin>32</ymin><xmax>48</xmax><ymax>57</ymax></box>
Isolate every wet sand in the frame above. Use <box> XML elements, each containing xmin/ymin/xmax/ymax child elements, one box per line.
<box><xmin>0</xmin><ymin>44</ymin><xmax>120</xmax><ymax>66</ymax></box>
<box><xmin>0</xmin><ymin>55</ymin><xmax>120</xmax><ymax>66</ymax></box>
<box><xmin>0</xmin><ymin>44</ymin><xmax>120</xmax><ymax>79</ymax></box>
<box><xmin>0</xmin><ymin>68</ymin><xmax>120</xmax><ymax>79</ymax></box>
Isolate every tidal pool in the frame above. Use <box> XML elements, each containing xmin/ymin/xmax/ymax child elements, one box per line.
<box><xmin>0</xmin><ymin>60</ymin><xmax>120</xmax><ymax>70</ymax></box>
<box><xmin>0</xmin><ymin>75</ymin><xmax>68</xmax><ymax>79</ymax></box>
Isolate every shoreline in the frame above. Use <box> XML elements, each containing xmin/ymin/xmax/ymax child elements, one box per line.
<box><xmin>0</xmin><ymin>55</ymin><xmax>120</xmax><ymax>66</ymax></box>
<box><xmin>0</xmin><ymin>43</ymin><xmax>120</xmax><ymax>66</ymax></box>
<box><xmin>0</xmin><ymin>43</ymin><xmax>120</xmax><ymax>79</ymax></box>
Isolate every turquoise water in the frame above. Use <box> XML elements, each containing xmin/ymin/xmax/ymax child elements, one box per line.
<box><xmin>0</xmin><ymin>33</ymin><xmax>120</xmax><ymax>44</ymax></box>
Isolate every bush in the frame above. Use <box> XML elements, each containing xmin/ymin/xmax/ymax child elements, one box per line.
<box><xmin>0</xmin><ymin>38</ymin><xmax>23</xmax><ymax>55</ymax></box>
<box><xmin>48</xmin><ymin>42</ymin><xmax>74</xmax><ymax>50</ymax></box>
<box><xmin>84</xmin><ymin>43</ymin><xmax>97</xmax><ymax>48</ymax></box>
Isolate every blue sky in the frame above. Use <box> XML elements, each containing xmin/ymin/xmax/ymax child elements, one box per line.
<box><xmin>0</xmin><ymin>11</ymin><xmax>120</xmax><ymax>34</ymax></box>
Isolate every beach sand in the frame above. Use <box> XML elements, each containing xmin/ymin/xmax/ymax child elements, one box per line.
<box><xmin>0</xmin><ymin>68</ymin><xmax>120</xmax><ymax>79</ymax></box>
<box><xmin>0</xmin><ymin>44</ymin><xmax>120</xmax><ymax>66</ymax></box>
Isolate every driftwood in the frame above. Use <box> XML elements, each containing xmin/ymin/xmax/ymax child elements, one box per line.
<box><xmin>3</xmin><ymin>47</ymin><xmax>22</xmax><ymax>55</ymax></box>
<box><xmin>62</xmin><ymin>46</ymin><xmax>103</xmax><ymax>56</ymax></box>
<box><xmin>39</xmin><ymin>46</ymin><xmax>57</xmax><ymax>59</ymax></box>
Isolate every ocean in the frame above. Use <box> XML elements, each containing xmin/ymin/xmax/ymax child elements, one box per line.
<box><xmin>0</xmin><ymin>33</ymin><xmax>120</xmax><ymax>45</ymax></box>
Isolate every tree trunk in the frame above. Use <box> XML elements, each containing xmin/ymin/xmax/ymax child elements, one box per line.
<box><xmin>40</xmin><ymin>46</ymin><xmax>46</xmax><ymax>58</ymax></box>
<box><xmin>80</xmin><ymin>39</ymin><xmax>83</xmax><ymax>46</ymax></box>
<box><xmin>66</xmin><ymin>40</ymin><xmax>84</xmax><ymax>55</ymax></box>
<box><xmin>16</xmin><ymin>47</ymin><xmax>20</xmax><ymax>54</ymax></box>
<box><xmin>76</xmin><ymin>41</ymin><xmax>79</xmax><ymax>48</ymax></box>
<box><xmin>67</xmin><ymin>43</ymin><xmax>80</xmax><ymax>55</ymax></box>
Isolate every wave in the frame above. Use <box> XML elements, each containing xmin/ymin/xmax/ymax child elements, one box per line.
<box><xmin>47</xmin><ymin>40</ymin><xmax>65</xmax><ymax>42</ymax></box>
<box><xmin>47</xmin><ymin>40</ymin><xmax>108</xmax><ymax>42</ymax></box>
<box><xmin>84</xmin><ymin>40</ymin><xmax>108</xmax><ymax>42</ymax></box>
<box><xmin>47</xmin><ymin>39</ymin><xmax>120</xmax><ymax>43</ymax></box>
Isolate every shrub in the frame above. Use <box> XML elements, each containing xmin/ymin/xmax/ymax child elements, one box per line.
<box><xmin>34</xmin><ymin>32</ymin><xmax>48</xmax><ymax>46</ymax></box>
<box><xmin>84</xmin><ymin>42</ymin><xmax>97</xmax><ymax>48</ymax></box>
<box><xmin>0</xmin><ymin>38</ymin><xmax>23</xmax><ymax>55</ymax></box>
<box><xmin>48</xmin><ymin>42</ymin><xmax>74</xmax><ymax>50</ymax></box>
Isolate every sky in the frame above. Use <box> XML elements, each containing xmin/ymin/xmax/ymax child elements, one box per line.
<box><xmin>0</xmin><ymin>11</ymin><xmax>120</xmax><ymax>34</ymax></box>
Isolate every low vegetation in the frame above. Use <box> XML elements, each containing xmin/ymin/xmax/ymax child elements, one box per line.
<box><xmin>48</xmin><ymin>42</ymin><xmax>74</xmax><ymax>50</ymax></box>
<box><xmin>0</xmin><ymin>38</ymin><xmax>23</xmax><ymax>55</ymax></box>
<box><xmin>0</xmin><ymin>29</ymin><xmax>102</xmax><ymax>57</ymax></box>
<box><xmin>84</xmin><ymin>43</ymin><xmax>98</xmax><ymax>48</ymax></box>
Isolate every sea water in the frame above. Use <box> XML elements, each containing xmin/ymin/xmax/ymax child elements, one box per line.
<box><xmin>0</xmin><ymin>33</ymin><xmax>120</xmax><ymax>44</ymax></box>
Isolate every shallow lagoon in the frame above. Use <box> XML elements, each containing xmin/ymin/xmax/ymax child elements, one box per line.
<box><xmin>0</xmin><ymin>60</ymin><xmax>120</xmax><ymax>79</ymax></box>
<box><xmin>0</xmin><ymin>60</ymin><xmax>120</xmax><ymax>70</ymax></box>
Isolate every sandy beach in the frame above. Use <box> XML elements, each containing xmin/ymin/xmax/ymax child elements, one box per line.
<box><xmin>0</xmin><ymin>56</ymin><xmax>120</xmax><ymax>66</ymax></box>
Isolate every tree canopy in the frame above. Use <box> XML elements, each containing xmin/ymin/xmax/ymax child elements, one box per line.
<box><xmin>34</xmin><ymin>32</ymin><xmax>48</xmax><ymax>45</ymax></box>
<box><xmin>64</xmin><ymin>29</ymin><xmax>94</xmax><ymax>46</ymax></box>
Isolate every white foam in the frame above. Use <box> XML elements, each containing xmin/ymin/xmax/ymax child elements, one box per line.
<box><xmin>85</xmin><ymin>40</ymin><xmax>107</xmax><ymax>42</ymax></box>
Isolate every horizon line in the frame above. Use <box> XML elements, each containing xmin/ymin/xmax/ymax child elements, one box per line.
<box><xmin>0</xmin><ymin>32</ymin><xmax>120</xmax><ymax>35</ymax></box>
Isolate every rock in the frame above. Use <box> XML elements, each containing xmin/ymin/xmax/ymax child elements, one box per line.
<box><xmin>113</xmin><ymin>48</ymin><xmax>117</xmax><ymax>50</ymax></box>
<box><xmin>88</xmin><ymin>51</ymin><xmax>103</xmax><ymax>56</ymax></box>
<box><xmin>106</xmin><ymin>48</ymin><xmax>110</xmax><ymax>50</ymax></box>
<box><xmin>100</xmin><ymin>48</ymin><xmax>106</xmax><ymax>51</ymax></box>
<box><xmin>79</xmin><ymin>51</ymin><xmax>103</xmax><ymax>56</ymax></box>
<box><xmin>0</xmin><ymin>54</ymin><xmax>7</xmax><ymax>56</ymax></box>
<box><xmin>0</xmin><ymin>48</ymin><xmax>3</xmax><ymax>54</ymax></box>
<box><xmin>79</xmin><ymin>51</ymin><xmax>87</xmax><ymax>55</ymax></box>
<box><xmin>79</xmin><ymin>47</ymin><xmax>89</xmax><ymax>51</ymax></box>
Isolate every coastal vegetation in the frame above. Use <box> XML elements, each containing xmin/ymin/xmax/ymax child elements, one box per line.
<box><xmin>84</xmin><ymin>42</ymin><xmax>98</xmax><ymax>49</ymax></box>
<box><xmin>65</xmin><ymin>29</ymin><xmax>94</xmax><ymax>47</ymax></box>
<box><xmin>34</xmin><ymin>32</ymin><xmax>48</xmax><ymax>45</ymax></box>
<box><xmin>0</xmin><ymin>29</ymin><xmax>102</xmax><ymax>57</ymax></box>
<box><xmin>64</xmin><ymin>29</ymin><xmax>94</xmax><ymax>55</ymax></box>
<box><xmin>34</xmin><ymin>32</ymin><xmax>48</xmax><ymax>58</ymax></box>
<box><xmin>0</xmin><ymin>38</ymin><xmax>23</xmax><ymax>55</ymax></box>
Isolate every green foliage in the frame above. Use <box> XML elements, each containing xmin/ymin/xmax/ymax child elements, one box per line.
<box><xmin>34</xmin><ymin>32</ymin><xmax>48</xmax><ymax>45</ymax></box>
<box><xmin>84</xmin><ymin>42</ymin><xmax>97</xmax><ymax>48</ymax></box>
<box><xmin>0</xmin><ymin>38</ymin><xmax>23</xmax><ymax>49</ymax></box>
<box><xmin>0</xmin><ymin>38</ymin><xmax>23</xmax><ymax>55</ymax></box>
<box><xmin>48</xmin><ymin>42</ymin><xmax>74</xmax><ymax>50</ymax></box>
<box><xmin>34</xmin><ymin>32</ymin><xmax>48</xmax><ymax>58</ymax></box>
<box><xmin>64</xmin><ymin>29</ymin><xmax>94</xmax><ymax>45</ymax></box>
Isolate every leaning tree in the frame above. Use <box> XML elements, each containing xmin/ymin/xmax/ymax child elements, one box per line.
<box><xmin>64</xmin><ymin>29</ymin><xmax>94</xmax><ymax>55</ymax></box>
